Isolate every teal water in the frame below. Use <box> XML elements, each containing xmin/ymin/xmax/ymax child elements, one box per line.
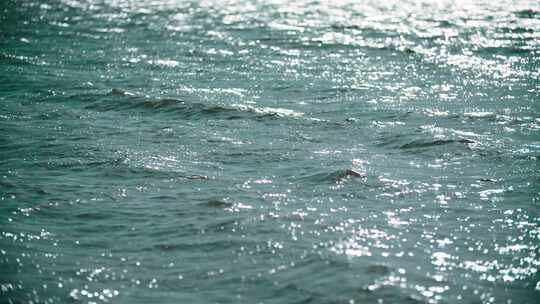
<box><xmin>1</xmin><ymin>0</ymin><xmax>539</xmax><ymax>303</ymax></box>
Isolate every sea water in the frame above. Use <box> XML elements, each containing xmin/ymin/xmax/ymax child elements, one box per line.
<box><xmin>1</xmin><ymin>0</ymin><xmax>539</xmax><ymax>303</ymax></box>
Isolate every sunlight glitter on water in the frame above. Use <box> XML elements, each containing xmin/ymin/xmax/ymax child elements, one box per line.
<box><xmin>1</xmin><ymin>0</ymin><xmax>539</xmax><ymax>303</ymax></box>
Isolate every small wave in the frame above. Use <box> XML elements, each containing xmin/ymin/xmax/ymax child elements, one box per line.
<box><xmin>0</xmin><ymin>53</ymin><xmax>47</xmax><ymax>66</ymax></box>
<box><xmin>200</xmin><ymin>200</ymin><xmax>233</xmax><ymax>208</ymax></box>
<box><xmin>514</xmin><ymin>9</ymin><xmax>540</xmax><ymax>19</ymax></box>
<box><xmin>152</xmin><ymin>239</ymin><xmax>247</xmax><ymax>252</ymax></box>
<box><xmin>75</xmin><ymin>212</ymin><xmax>110</xmax><ymax>220</ymax></box>
<box><xmin>400</xmin><ymin>138</ymin><xmax>475</xmax><ymax>150</ymax></box>
<box><xmin>353</xmin><ymin>284</ymin><xmax>428</xmax><ymax>304</ymax></box>
<box><xmin>86</xmin><ymin>89</ymin><xmax>312</xmax><ymax>123</ymax></box>
<box><xmin>474</xmin><ymin>45</ymin><xmax>531</xmax><ymax>57</ymax></box>
<box><xmin>296</xmin><ymin>169</ymin><xmax>366</xmax><ymax>184</ymax></box>
<box><xmin>230</xmin><ymin>104</ymin><xmax>304</xmax><ymax>118</ymax></box>
<box><xmin>463</xmin><ymin>111</ymin><xmax>496</xmax><ymax>119</ymax></box>
<box><xmin>365</xmin><ymin>264</ymin><xmax>392</xmax><ymax>275</ymax></box>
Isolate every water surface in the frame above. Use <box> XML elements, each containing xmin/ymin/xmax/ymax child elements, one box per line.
<box><xmin>1</xmin><ymin>0</ymin><xmax>539</xmax><ymax>303</ymax></box>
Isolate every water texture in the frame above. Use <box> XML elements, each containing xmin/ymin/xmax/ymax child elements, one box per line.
<box><xmin>1</xmin><ymin>0</ymin><xmax>539</xmax><ymax>303</ymax></box>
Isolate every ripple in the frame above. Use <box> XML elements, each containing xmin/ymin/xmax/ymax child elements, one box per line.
<box><xmin>2</xmin><ymin>1</ymin><xmax>539</xmax><ymax>304</ymax></box>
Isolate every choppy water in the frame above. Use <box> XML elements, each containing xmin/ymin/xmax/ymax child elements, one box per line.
<box><xmin>1</xmin><ymin>0</ymin><xmax>539</xmax><ymax>303</ymax></box>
